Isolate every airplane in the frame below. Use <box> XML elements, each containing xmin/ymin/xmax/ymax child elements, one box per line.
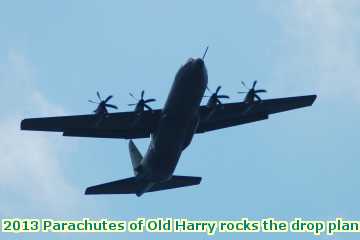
<box><xmin>20</xmin><ymin>49</ymin><xmax>317</xmax><ymax>197</ymax></box>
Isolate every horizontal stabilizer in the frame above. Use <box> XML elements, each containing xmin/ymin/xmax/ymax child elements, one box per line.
<box><xmin>85</xmin><ymin>175</ymin><xmax>201</xmax><ymax>196</ymax></box>
<box><xmin>150</xmin><ymin>175</ymin><xmax>201</xmax><ymax>192</ymax></box>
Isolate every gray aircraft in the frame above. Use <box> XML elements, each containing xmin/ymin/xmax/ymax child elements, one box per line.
<box><xmin>21</xmin><ymin>50</ymin><xmax>316</xmax><ymax>197</ymax></box>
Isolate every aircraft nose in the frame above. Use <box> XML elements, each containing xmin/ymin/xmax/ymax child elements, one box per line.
<box><xmin>192</xmin><ymin>58</ymin><xmax>204</xmax><ymax>68</ymax></box>
<box><xmin>193</xmin><ymin>58</ymin><xmax>206</xmax><ymax>76</ymax></box>
<box><xmin>186</xmin><ymin>57</ymin><xmax>204</xmax><ymax>67</ymax></box>
<box><xmin>191</xmin><ymin>58</ymin><xmax>207</xmax><ymax>87</ymax></box>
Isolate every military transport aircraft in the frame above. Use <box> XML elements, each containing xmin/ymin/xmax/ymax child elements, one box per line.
<box><xmin>21</xmin><ymin>50</ymin><xmax>316</xmax><ymax>197</ymax></box>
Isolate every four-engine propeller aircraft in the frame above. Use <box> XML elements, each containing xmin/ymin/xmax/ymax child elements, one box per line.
<box><xmin>20</xmin><ymin>50</ymin><xmax>316</xmax><ymax>197</ymax></box>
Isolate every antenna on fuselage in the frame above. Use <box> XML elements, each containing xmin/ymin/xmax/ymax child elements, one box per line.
<box><xmin>202</xmin><ymin>46</ymin><xmax>209</xmax><ymax>60</ymax></box>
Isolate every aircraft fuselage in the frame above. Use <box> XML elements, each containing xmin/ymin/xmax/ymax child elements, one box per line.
<box><xmin>140</xmin><ymin>58</ymin><xmax>208</xmax><ymax>184</ymax></box>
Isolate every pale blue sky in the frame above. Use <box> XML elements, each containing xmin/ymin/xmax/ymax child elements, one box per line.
<box><xmin>1</xmin><ymin>1</ymin><xmax>360</xmax><ymax>239</ymax></box>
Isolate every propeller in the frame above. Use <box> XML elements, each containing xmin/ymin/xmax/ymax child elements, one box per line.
<box><xmin>204</xmin><ymin>85</ymin><xmax>230</xmax><ymax>105</ymax></box>
<box><xmin>128</xmin><ymin>90</ymin><xmax>156</xmax><ymax>111</ymax></box>
<box><xmin>88</xmin><ymin>91</ymin><xmax>118</xmax><ymax>113</ymax></box>
<box><xmin>238</xmin><ymin>80</ymin><xmax>267</xmax><ymax>101</ymax></box>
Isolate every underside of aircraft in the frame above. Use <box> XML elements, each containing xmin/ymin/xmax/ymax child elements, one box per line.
<box><xmin>20</xmin><ymin>52</ymin><xmax>316</xmax><ymax>197</ymax></box>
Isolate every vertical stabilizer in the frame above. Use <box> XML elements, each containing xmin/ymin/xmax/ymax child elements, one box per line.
<box><xmin>129</xmin><ymin>140</ymin><xmax>143</xmax><ymax>175</ymax></box>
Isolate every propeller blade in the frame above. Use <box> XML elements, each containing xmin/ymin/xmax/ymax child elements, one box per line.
<box><xmin>255</xmin><ymin>89</ymin><xmax>267</xmax><ymax>93</ymax></box>
<box><xmin>252</xmin><ymin>80</ymin><xmax>257</xmax><ymax>89</ymax></box>
<box><xmin>128</xmin><ymin>103</ymin><xmax>136</xmax><ymax>106</ymax></box>
<box><xmin>241</xmin><ymin>81</ymin><xmax>248</xmax><ymax>89</ymax></box>
<box><xmin>141</xmin><ymin>90</ymin><xmax>145</xmax><ymax>100</ymax></box>
<box><xmin>203</xmin><ymin>95</ymin><xmax>210</xmax><ymax>98</ymax></box>
<box><xmin>237</xmin><ymin>91</ymin><xmax>247</xmax><ymax>94</ymax></box>
<box><xmin>144</xmin><ymin>104</ymin><xmax>152</xmax><ymax>111</ymax></box>
<box><xmin>105</xmin><ymin>104</ymin><xmax>118</xmax><ymax>109</ymax></box>
<box><xmin>254</xmin><ymin>94</ymin><xmax>261</xmax><ymax>101</ymax></box>
<box><xmin>217</xmin><ymin>95</ymin><xmax>229</xmax><ymax>99</ymax></box>
<box><xmin>104</xmin><ymin>95</ymin><xmax>113</xmax><ymax>103</ymax></box>
<box><xmin>88</xmin><ymin>100</ymin><xmax>98</xmax><ymax>104</ymax></box>
<box><xmin>144</xmin><ymin>98</ymin><xmax>156</xmax><ymax>103</ymax></box>
<box><xmin>97</xmin><ymin>91</ymin><xmax>102</xmax><ymax>101</ymax></box>
<box><xmin>215</xmin><ymin>86</ymin><xmax>221</xmax><ymax>94</ymax></box>
<box><xmin>129</xmin><ymin>93</ymin><xmax>137</xmax><ymax>100</ymax></box>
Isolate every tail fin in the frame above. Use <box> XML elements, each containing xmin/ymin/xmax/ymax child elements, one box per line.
<box><xmin>129</xmin><ymin>140</ymin><xmax>142</xmax><ymax>175</ymax></box>
<box><xmin>85</xmin><ymin>175</ymin><xmax>202</xmax><ymax>197</ymax></box>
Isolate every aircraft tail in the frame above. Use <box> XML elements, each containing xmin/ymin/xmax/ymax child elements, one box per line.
<box><xmin>129</xmin><ymin>140</ymin><xmax>143</xmax><ymax>175</ymax></box>
<box><xmin>85</xmin><ymin>175</ymin><xmax>202</xmax><ymax>197</ymax></box>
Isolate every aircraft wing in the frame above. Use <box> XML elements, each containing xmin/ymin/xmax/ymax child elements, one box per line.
<box><xmin>197</xmin><ymin>95</ymin><xmax>317</xmax><ymax>133</ymax></box>
<box><xmin>21</xmin><ymin>110</ymin><xmax>161</xmax><ymax>139</ymax></box>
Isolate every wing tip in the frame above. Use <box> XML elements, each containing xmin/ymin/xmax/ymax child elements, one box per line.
<box><xmin>302</xmin><ymin>94</ymin><xmax>317</xmax><ymax>106</ymax></box>
<box><xmin>310</xmin><ymin>94</ymin><xmax>317</xmax><ymax>105</ymax></box>
<box><xmin>84</xmin><ymin>187</ymin><xmax>93</xmax><ymax>195</ymax></box>
<box><xmin>85</xmin><ymin>186</ymin><xmax>100</xmax><ymax>195</ymax></box>
<box><xmin>192</xmin><ymin>177</ymin><xmax>202</xmax><ymax>185</ymax></box>
<box><xmin>20</xmin><ymin>119</ymin><xmax>27</xmax><ymax>130</ymax></box>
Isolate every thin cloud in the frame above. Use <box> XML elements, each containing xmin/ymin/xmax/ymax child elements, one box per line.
<box><xmin>0</xmin><ymin>49</ymin><xmax>80</xmax><ymax>216</ymax></box>
<box><xmin>262</xmin><ymin>0</ymin><xmax>360</xmax><ymax>102</ymax></box>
